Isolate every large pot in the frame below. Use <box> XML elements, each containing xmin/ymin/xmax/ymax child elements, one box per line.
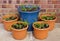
<box><xmin>18</xmin><ymin>5</ymin><xmax>40</xmax><ymax>31</ymax></box>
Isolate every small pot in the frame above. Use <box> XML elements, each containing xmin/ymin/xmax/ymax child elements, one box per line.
<box><xmin>11</xmin><ymin>22</ymin><xmax>28</xmax><ymax>40</ymax></box>
<box><xmin>39</xmin><ymin>14</ymin><xmax>56</xmax><ymax>31</ymax></box>
<box><xmin>2</xmin><ymin>14</ymin><xmax>18</xmax><ymax>31</ymax></box>
<box><xmin>33</xmin><ymin>21</ymin><xmax>49</xmax><ymax>40</ymax></box>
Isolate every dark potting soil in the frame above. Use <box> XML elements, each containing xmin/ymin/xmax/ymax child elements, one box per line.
<box><xmin>38</xmin><ymin>19</ymin><xmax>44</xmax><ymax>21</ymax></box>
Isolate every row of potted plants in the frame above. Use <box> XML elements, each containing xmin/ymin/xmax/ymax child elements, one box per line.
<box><xmin>2</xmin><ymin>12</ymin><xmax>56</xmax><ymax>40</ymax></box>
<box><xmin>0</xmin><ymin>4</ymin><xmax>56</xmax><ymax>40</ymax></box>
<box><xmin>33</xmin><ymin>13</ymin><xmax>56</xmax><ymax>39</ymax></box>
<box><xmin>2</xmin><ymin>14</ymin><xmax>28</xmax><ymax>40</ymax></box>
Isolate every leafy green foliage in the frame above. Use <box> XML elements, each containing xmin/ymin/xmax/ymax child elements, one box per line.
<box><xmin>21</xmin><ymin>5</ymin><xmax>38</xmax><ymax>11</ymax></box>
<box><xmin>12</xmin><ymin>22</ymin><xmax>27</xmax><ymax>29</ymax></box>
<box><xmin>34</xmin><ymin>23</ymin><xmax>49</xmax><ymax>29</ymax></box>
<box><xmin>41</xmin><ymin>16</ymin><xmax>55</xmax><ymax>20</ymax></box>
<box><xmin>18</xmin><ymin>19</ymin><xmax>29</xmax><ymax>25</ymax></box>
<box><xmin>5</xmin><ymin>16</ymin><xmax>17</xmax><ymax>21</ymax></box>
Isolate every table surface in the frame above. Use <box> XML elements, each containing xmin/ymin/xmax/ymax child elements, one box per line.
<box><xmin>0</xmin><ymin>23</ymin><xmax>60</xmax><ymax>41</ymax></box>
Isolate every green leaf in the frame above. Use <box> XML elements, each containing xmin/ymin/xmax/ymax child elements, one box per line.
<box><xmin>34</xmin><ymin>23</ymin><xmax>41</xmax><ymax>28</ymax></box>
<box><xmin>5</xmin><ymin>18</ymin><xmax>10</xmax><ymax>21</ymax></box>
<box><xmin>41</xmin><ymin>23</ymin><xmax>44</xmax><ymax>28</ymax></box>
<box><xmin>19</xmin><ymin>25</ymin><xmax>23</xmax><ymax>29</ymax></box>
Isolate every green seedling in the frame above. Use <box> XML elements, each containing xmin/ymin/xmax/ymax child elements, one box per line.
<box><xmin>34</xmin><ymin>23</ymin><xmax>49</xmax><ymax>29</ymax></box>
<box><xmin>34</xmin><ymin>23</ymin><xmax>41</xmax><ymax>28</ymax></box>
<box><xmin>21</xmin><ymin>5</ymin><xmax>38</xmax><ymax>11</ymax></box>
<box><xmin>42</xmin><ymin>16</ymin><xmax>55</xmax><ymax>20</ymax></box>
<box><xmin>5</xmin><ymin>16</ymin><xmax>17</xmax><ymax>21</ymax></box>
<box><xmin>12</xmin><ymin>22</ymin><xmax>27</xmax><ymax>29</ymax></box>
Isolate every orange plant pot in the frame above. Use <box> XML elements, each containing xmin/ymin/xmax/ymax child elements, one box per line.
<box><xmin>0</xmin><ymin>17</ymin><xmax>2</xmax><ymax>23</ymax></box>
<box><xmin>45</xmin><ymin>20</ymin><xmax>56</xmax><ymax>31</ymax></box>
<box><xmin>39</xmin><ymin>14</ymin><xmax>56</xmax><ymax>31</ymax></box>
<box><xmin>33</xmin><ymin>22</ymin><xmax>49</xmax><ymax>40</ymax></box>
<box><xmin>2</xmin><ymin>14</ymin><xmax>18</xmax><ymax>31</ymax></box>
<box><xmin>11</xmin><ymin>22</ymin><xmax>28</xmax><ymax>40</ymax></box>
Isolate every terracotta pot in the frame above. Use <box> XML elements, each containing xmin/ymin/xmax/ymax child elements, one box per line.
<box><xmin>2</xmin><ymin>14</ymin><xmax>18</xmax><ymax>31</ymax></box>
<box><xmin>0</xmin><ymin>17</ymin><xmax>2</xmax><ymax>23</ymax></box>
<box><xmin>11</xmin><ymin>22</ymin><xmax>28</xmax><ymax>40</ymax></box>
<box><xmin>33</xmin><ymin>21</ymin><xmax>49</xmax><ymax>40</ymax></box>
<box><xmin>39</xmin><ymin>14</ymin><xmax>56</xmax><ymax>31</ymax></box>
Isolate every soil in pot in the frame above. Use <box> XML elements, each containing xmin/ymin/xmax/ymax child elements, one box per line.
<box><xmin>38</xmin><ymin>19</ymin><xmax>44</xmax><ymax>21</ymax></box>
<box><xmin>11</xmin><ymin>22</ymin><xmax>28</xmax><ymax>40</ymax></box>
<box><xmin>33</xmin><ymin>22</ymin><xmax>49</xmax><ymax>40</ymax></box>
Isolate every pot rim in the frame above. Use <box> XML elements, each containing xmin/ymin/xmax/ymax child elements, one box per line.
<box><xmin>33</xmin><ymin>21</ymin><xmax>49</xmax><ymax>30</ymax></box>
<box><xmin>2</xmin><ymin>14</ymin><xmax>18</xmax><ymax>22</ymax></box>
<box><xmin>11</xmin><ymin>21</ymin><xmax>28</xmax><ymax>31</ymax></box>
<box><xmin>18</xmin><ymin>5</ymin><xmax>40</xmax><ymax>13</ymax></box>
<box><xmin>40</xmin><ymin>15</ymin><xmax>57</xmax><ymax>21</ymax></box>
